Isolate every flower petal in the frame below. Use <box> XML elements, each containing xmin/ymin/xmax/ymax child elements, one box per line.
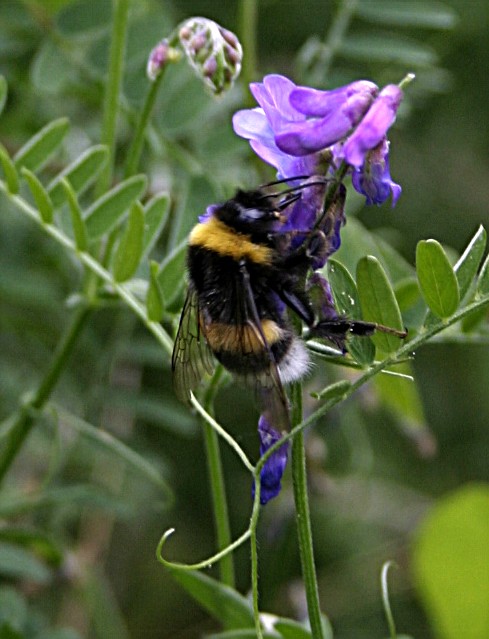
<box><xmin>232</xmin><ymin>107</ymin><xmax>271</xmax><ymax>140</ymax></box>
<box><xmin>343</xmin><ymin>84</ymin><xmax>403</xmax><ymax>168</ymax></box>
<box><xmin>351</xmin><ymin>139</ymin><xmax>402</xmax><ymax>206</ymax></box>
<box><xmin>290</xmin><ymin>80</ymin><xmax>378</xmax><ymax>117</ymax></box>
<box><xmin>253</xmin><ymin>414</ymin><xmax>289</xmax><ymax>505</ymax></box>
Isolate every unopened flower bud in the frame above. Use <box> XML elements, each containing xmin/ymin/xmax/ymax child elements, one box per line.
<box><xmin>146</xmin><ymin>39</ymin><xmax>181</xmax><ymax>81</ymax></box>
<box><xmin>177</xmin><ymin>17</ymin><xmax>242</xmax><ymax>95</ymax></box>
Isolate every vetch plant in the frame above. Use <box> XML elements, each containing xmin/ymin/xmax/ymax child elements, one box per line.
<box><xmin>0</xmin><ymin>2</ymin><xmax>486</xmax><ymax>638</ymax></box>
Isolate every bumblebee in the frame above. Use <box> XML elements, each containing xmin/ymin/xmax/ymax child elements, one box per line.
<box><xmin>171</xmin><ymin>178</ymin><xmax>405</xmax><ymax>431</ymax></box>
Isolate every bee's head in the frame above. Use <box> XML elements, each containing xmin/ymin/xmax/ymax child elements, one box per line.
<box><xmin>215</xmin><ymin>189</ymin><xmax>286</xmax><ymax>237</ymax></box>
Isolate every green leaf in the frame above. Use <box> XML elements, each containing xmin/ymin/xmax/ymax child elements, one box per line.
<box><xmin>311</xmin><ymin>379</ymin><xmax>351</xmax><ymax>401</ymax></box>
<box><xmin>169</xmin><ymin>569</ymin><xmax>254</xmax><ymax>631</ymax></box>
<box><xmin>0</xmin><ymin>528</ymin><xmax>62</xmax><ymax>566</ymax></box>
<box><xmin>0</xmin><ymin>143</ymin><xmax>19</xmax><ymax>194</ymax></box>
<box><xmin>416</xmin><ymin>239</ymin><xmax>460</xmax><ymax>319</ymax></box>
<box><xmin>454</xmin><ymin>225</ymin><xmax>486</xmax><ymax>301</ymax></box>
<box><xmin>273</xmin><ymin>618</ymin><xmax>311</xmax><ymax>638</ymax></box>
<box><xmin>56</xmin><ymin>406</ymin><xmax>172</xmax><ymax>500</ymax></box>
<box><xmin>56</xmin><ymin>0</ymin><xmax>112</xmax><ymax>35</ymax></box>
<box><xmin>357</xmin><ymin>0</ymin><xmax>458</xmax><ymax>29</ymax></box>
<box><xmin>47</xmin><ymin>145</ymin><xmax>108</xmax><ymax>208</ymax></box>
<box><xmin>0</xmin><ymin>75</ymin><xmax>7</xmax><ymax>116</ymax></box>
<box><xmin>0</xmin><ymin>587</ymin><xmax>27</xmax><ymax>634</ymax></box>
<box><xmin>0</xmin><ymin>485</ymin><xmax>131</xmax><ymax>518</ymax></box>
<box><xmin>157</xmin><ymin>240</ymin><xmax>187</xmax><ymax>311</ymax></box>
<box><xmin>327</xmin><ymin>259</ymin><xmax>375</xmax><ymax>365</ymax></box>
<box><xmin>394</xmin><ymin>277</ymin><xmax>421</xmax><ymax>312</ymax></box>
<box><xmin>112</xmin><ymin>202</ymin><xmax>145</xmax><ymax>282</ymax></box>
<box><xmin>461</xmin><ymin>303</ymin><xmax>489</xmax><ymax>333</ymax></box>
<box><xmin>21</xmin><ymin>167</ymin><xmax>54</xmax><ymax>223</ymax></box>
<box><xmin>14</xmin><ymin>117</ymin><xmax>70</xmax><ymax>172</ymax></box>
<box><xmin>142</xmin><ymin>192</ymin><xmax>170</xmax><ymax>259</ymax></box>
<box><xmin>62</xmin><ymin>178</ymin><xmax>88</xmax><ymax>251</ymax></box>
<box><xmin>147</xmin><ymin>260</ymin><xmax>164</xmax><ymax>322</ymax></box>
<box><xmin>476</xmin><ymin>252</ymin><xmax>489</xmax><ymax>297</ymax></box>
<box><xmin>0</xmin><ymin>541</ymin><xmax>51</xmax><ymax>583</ymax></box>
<box><xmin>356</xmin><ymin>256</ymin><xmax>405</xmax><ymax>354</ymax></box>
<box><xmin>78</xmin><ymin>570</ymin><xmax>130</xmax><ymax>639</ymax></box>
<box><xmin>374</xmin><ymin>362</ymin><xmax>435</xmax><ymax>455</ymax></box>
<box><xmin>412</xmin><ymin>483</ymin><xmax>489</xmax><ymax>639</ymax></box>
<box><xmin>85</xmin><ymin>175</ymin><xmax>147</xmax><ymax>239</ymax></box>
<box><xmin>31</xmin><ymin>39</ymin><xmax>72</xmax><ymax>94</ymax></box>
<box><xmin>275</xmin><ymin>615</ymin><xmax>333</xmax><ymax>639</ymax></box>
<box><xmin>341</xmin><ymin>33</ymin><xmax>438</xmax><ymax>67</ymax></box>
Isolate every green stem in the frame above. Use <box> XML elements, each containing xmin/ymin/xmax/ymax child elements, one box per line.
<box><xmin>238</xmin><ymin>0</ymin><xmax>258</xmax><ymax>98</ymax></box>
<box><xmin>0</xmin><ymin>306</ymin><xmax>90</xmax><ymax>485</ymax></box>
<box><xmin>247</xmin><ymin>470</ymin><xmax>263</xmax><ymax>639</ymax></box>
<box><xmin>202</xmin><ymin>367</ymin><xmax>235</xmax><ymax>588</ymax></box>
<box><xmin>124</xmin><ymin>71</ymin><xmax>166</xmax><ymax>178</ymax></box>
<box><xmin>290</xmin><ymin>382</ymin><xmax>325</xmax><ymax>639</ymax></box>
<box><xmin>96</xmin><ymin>0</ymin><xmax>130</xmax><ymax>196</ymax></box>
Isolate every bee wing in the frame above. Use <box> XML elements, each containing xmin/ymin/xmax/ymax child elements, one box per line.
<box><xmin>172</xmin><ymin>285</ymin><xmax>215</xmax><ymax>403</ymax></box>
<box><xmin>238</xmin><ymin>266</ymin><xmax>291</xmax><ymax>433</ymax></box>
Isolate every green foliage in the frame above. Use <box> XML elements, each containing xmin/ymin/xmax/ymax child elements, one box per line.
<box><xmin>21</xmin><ymin>167</ymin><xmax>54</xmax><ymax>223</ymax></box>
<box><xmin>356</xmin><ymin>255</ymin><xmax>404</xmax><ymax>353</ymax></box>
<box><xmin>416</xmin><ymin>239</ymin><xmax>460</xmax><ymax>319</ymax></box>
<box><xmin>169</xmin><ymin>569</ymin><xmax>254</xmax><ymax>630</ymax></box>
<box><xmin>13</xmin><ymin>118</ymin><xmax>70</xmax><ymax>173</ymax></box>
<box><xmin>413</xmin><ymin>484</ymin><xmax>489</xmax><ymax>639</ymax></box>
<box><xmin>47</xmin><ymin>145</ymin><xmax>109</xmax><ymax>208</ymax></box>
<box><xmin>0</xmin><ymin>1</ymin><xmax>487</xmax><ymax>638</ymax></box>
<box><xmin>84</xmin><ymin>175</ymin><xmax>148</xmax><ymax>239</ymax></box>
<box><xmin>62</xmin><ymin>178</ymin><xmax>88</xmax><ymax>250</ymax></box>
<box><xmin>112</xmin><ymin>201</ymin><xmax>145</xmax><ymax>282</ymax></box>
<box><xmin>327</xmin><ymin>258</ymin><xmax>375</xmax><ymax>365</ymax></box>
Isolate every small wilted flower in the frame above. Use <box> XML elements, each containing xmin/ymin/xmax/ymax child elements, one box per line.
<box><xmin>253</xmin><ymin>415</ymin><xmax>289</xmax><ymax>505</ymax></box>
<box><xmin>351</xmin><ymin>139</ymin><xmax>402</xmax><ymax>206</ymax></box>
<box><xmin>178</xmin><ymin>18</ymin><xmax>242</xmax><ymax>94</ymax></box>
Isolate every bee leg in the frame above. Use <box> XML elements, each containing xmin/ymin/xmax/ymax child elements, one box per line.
<box><xmin>277</xmin><ymin>230</ymin><xmax>328</xmax><ymax>272</ymax></box>
<box><xmin>277</xmin><ymin>287</ymin><xmax>316</xmax><ymax>327</ymax></box>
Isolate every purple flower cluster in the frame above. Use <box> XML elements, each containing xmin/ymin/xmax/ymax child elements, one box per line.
<box><xmin>230</xmin><ymin>74</ymin><xmax>405</xmax><ymax>504</ymax></box>
<box><xmin>233</xmin><ymin>74</ymin><xmax>403</xmax><ymax>206</ymax></box>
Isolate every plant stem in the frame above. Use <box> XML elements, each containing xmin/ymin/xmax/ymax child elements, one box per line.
<box><xmin>202</xmin><ymin>368</ymin><xmax>235</xmax><ymax>588</ymax></box>
<box><xmin>0</xmin><ymin>306</ymin><xmax>90</xmax><ymax>485</ymax></box>
<box><xmin>248</xmin><ymin>473</ymin><xmax>263</xmax><ymax>639</ymax></box>
<box><xmin>124</xmin><ymin>71</ymin><xmax>165</xmax><ymax>178</ymax></box>
<box><xmin>238</xmin><ymin>0</ymin><xmax>258</xmax><ymax>98</ymax></box>
<box><xmin>290</xmin><ymin>382</ymin><xmax>325</xmax><ymax>639</ymax></box>
<box><xmin>96</xmin><ymin>0</ymin><xmax>130</xmax><ymax>196</ymax></box>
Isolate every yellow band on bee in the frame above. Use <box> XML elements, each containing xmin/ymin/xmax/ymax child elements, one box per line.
<box><xmin>204</xmin><ymin>319</ymin><xmax>283</xmax><ymax>354</ymax></box>
<box><xmin>189</xmin><ymin>217</ymin><xmax>272</xmax><ymax>264</ymax></box>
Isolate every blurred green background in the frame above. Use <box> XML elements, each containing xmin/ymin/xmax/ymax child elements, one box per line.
<box><xmin>0</xmin><ymin>1</ymin><xmax>489</xmax><ymax>638</ymax></box>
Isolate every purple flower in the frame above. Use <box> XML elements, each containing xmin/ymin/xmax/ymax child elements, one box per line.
<box><xmin>351</xmin><ymin>139</ymin><xmax>401</xmax><ymax>206</ymax></box>
<box><xmin>233</xmin><ymin>76</ymin><xmax>320</xmax><ymax>180</ymax></box>
<box><xmin>233</xmin><ymin>74</ymin><xmax>404</xmax><ymax>207</ymax></box>
<box><xmin>276</xmin><ymin>80</ymin><xmax>378</xmax><ymax>156</ymax></box>
<box><xmin>341</xmin><ymin>84</ymin><xmax>403</xmax><ymax>168</ymax></box>
<box><xmin>253</xmin><ymin>415</ymin><xmax>289</xmax><ymax>505</ymax></box>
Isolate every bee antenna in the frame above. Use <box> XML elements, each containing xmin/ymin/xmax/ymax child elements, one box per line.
<box><xmin>258</xmin><ymin>179</ymin><xmax>328</xmax><ymax>204</ymax></box>
<box><xmin>277</xmin><ymin>193</ymin><xmax>301</xmax><ymax>210</ymax></box>
<box><xmin>258</xmin><ymin>175</ymin><xmax>311</xmax><ymax>189</ymax></box>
